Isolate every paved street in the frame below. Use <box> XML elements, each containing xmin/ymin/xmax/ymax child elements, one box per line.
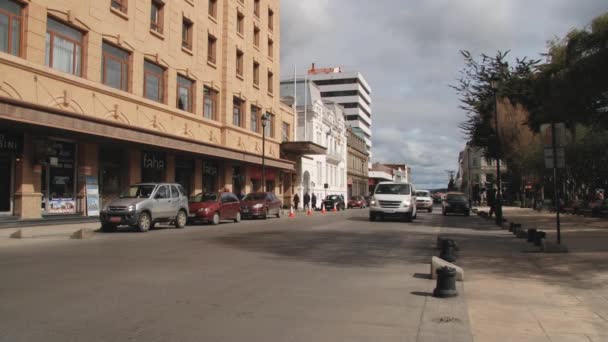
<box><xmin>0</xmin><ymin>208</ymin><xmax>473</xmax><ymax>342</ymax></box>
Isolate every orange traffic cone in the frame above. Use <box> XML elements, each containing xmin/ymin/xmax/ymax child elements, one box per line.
<box><xmin>321</xmin><ymin>204</ymin><xmax>326</xmax><ymax>214</ymax></box>
<box><xmin>307</xmin><ymin>207</ymin><xmax>313</xmax><ymax>216</ymax></box>
<box><xmin>288</xmin><ymin>205</ymin><xmax>295</xmax><ymax>218</ymax></box>
<box><xmin>332</xmin><ymin>203</ymin><xmax>337</xmax><ymax>212</ymax></box>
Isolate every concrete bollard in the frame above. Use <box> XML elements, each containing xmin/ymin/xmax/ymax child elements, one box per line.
<box><xmin>433</xmin><ymin>267</ymin><xmax>458</xmax><ymax>298</ymax></box>
<box><xmin>70</xmin><ymin>228</ymin><xmax>96</xmax><ymax>240</ymax></box>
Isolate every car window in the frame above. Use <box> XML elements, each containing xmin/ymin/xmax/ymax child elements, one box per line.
<box><xmin>416</xmin><ymin>191</ymin><xmax>430</xmax><ymax>197</ymax></box>
<box><xmin>447</xmin><ymin>194</ymin><xmax>468</xmax><ymax>201</ymax></box>
<box><xmin>375</xmin><ymin>184</ymin><xmax>411</xmax><ymax>195</ymax></box>
<box><xmin>170</xmin><ymin>185</ymin><xmax>179</xmax><ymax>198</ymax></box>
<box><xmin>121</xmin><ymin>184</ymin><xmax>156</xmax><ymax>198</ymax></box>
<box><xmin>229</xmin><ymin>194</ymin><xmax>239</xmax><ymax>202</ymax></box>
<box><xmin>243</xmin><ymin>193</ymin><xmax>266</xmax><ymax>201</ymax></box>
<box><xmin>156</xmin><ymin>185</ymin><xmax>169</xmax><ymax>199</ymax></box>
<box><xmin>177</xmin><ymin>185</ymin><xmax>186</xmax><ymax>197</ymax></box>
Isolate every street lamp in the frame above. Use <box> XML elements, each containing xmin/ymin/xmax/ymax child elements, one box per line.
<box><xmin>261</xmin><ymin>112</ymin><xmax>270</xmax><ymax>192</ymax></box>
<box><xmin>490</xmin><ymin>76</ymin><xmax>503</xmax><ymax>226</ymax></box>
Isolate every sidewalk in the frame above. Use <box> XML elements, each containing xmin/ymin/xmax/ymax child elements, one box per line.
<box><xmin>451</xmin><ymin>207</ymin><xmax>608</xmax><ymax>341</ymax></box>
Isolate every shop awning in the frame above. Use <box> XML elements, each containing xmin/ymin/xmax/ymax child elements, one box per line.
<box><xmin>280</xmin><ymin>141</ymin><xmax>326</xmax><ymax>156</ymax></box>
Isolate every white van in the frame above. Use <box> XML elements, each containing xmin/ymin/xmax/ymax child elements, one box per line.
<box><xmin>369</xmin><ymin>182</ymin><xmax>417</xmax><ymax>222</ymax></box>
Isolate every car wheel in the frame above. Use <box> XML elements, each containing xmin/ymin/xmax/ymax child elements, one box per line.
<box><xmin>276</xmin><ymin>209</ymin><xmax>281</xmax><ymax>218</ymax></box>
<box><xmin>212</xmin><ymin>212</ymin><xmax>220</xmax><ymax>225</ymax></box>
<box><xmin>175</xmin><ymin>210</ymin><xmax>187</xmax><ymax>229</ymax></box>
<box><xmin>428</xmin><ymin>208</ymin><xmax>433</xmax><ymax>213</ymax></box>
<box><xmin>263</xmin><ymin>208</ymin><xmax>268</xmax><ymax>219</ymax></box>
<box><xmin>369</xmin><ymin>213</ymin><xmax>376</xmax><ymax>221</ymax></box>
<box><xmin>137</xmin><ymin>212</ymin><xmax>151</xmax><ymax>232</ymax></box>
<box><xmin>101</xmin><ymin>224</ymin><xmax>117</xmax><ymax>232</ymax></box>
<box><xmin>234</xmin><ymin>211</ymin><xmax>241</xmax><ymax>223</ymax></box>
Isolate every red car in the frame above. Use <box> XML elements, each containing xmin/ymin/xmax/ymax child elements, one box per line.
<box><xmin>348</xmin><ymin>195</ymin><xmax>367</xmax><ymax>209</ymax></box>
<box><xmin>240</xmin><ymin>192</ymin><xmax>282</xmax><ymax>219</ymax></box>
<box><xmin>188</xmin><ymin>192</ymin><xmax>241</xmax><ymax>225</ymax></box>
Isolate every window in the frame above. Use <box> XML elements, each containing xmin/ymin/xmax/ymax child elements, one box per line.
<box><xmin>254</xmin><ymin>0</ymin><xmax>260</xmax><ymax>17</ymax></box>
<box><xmin>45</xmin><ymin>18</ymin><xmax>84</xmax><ymax>76</ymax></box>
<box><xmin>176</xmin><ymin>74</ymin><xmax>194</xmax><ymax>112</ymax></box>
<box><xmin>111</xmin><ymin>0</ymin><xmax>128</xmax><ymax>13</ymax></box>
<box><xmin>233</xmin><ymin>97</ymin><xmax>244</xmax><ymax>127</ymax></box>
<box><xmin>143</xmin><ymin>60</ymin><xmax>165</xmax><ymax>103</ymax></box>
<box><xmin>236</xmin><ymin>49</ymin><xmax>244</xmax><ymax>77</ymax></box>
<box><xmin>170</xmin><ymin>185</ymin><xmax>179</xmax><ymax>198</ymax></box>
<box><xmin>267</xmin><ymin>38</ymin><xmax>273</xmax><ymax>58</ymax></box>
<box><xmin>253</xmin><ymin>25</ymin><xmax>260</xmax><ymax>47</ymax></box>
<box><xmin>250</xmin><ymin>106</ymin><xmax>260</xmax><ymax>133</ymax></box>
<box><xmin>236</xmin><ymin>11</ymin><xmax>244</xmax><ymax>36</ymax></box>
<box><xmin>267</xmin><ymin>71</ymin><xmax>273</xmax><ymax>94</ymax></box>
<box><xmin>282</xmin><ymin>122</ymin><xmax>290</xmax><ymax>142</ymax></box>
<box><xmin>253</xmin><ymin>61</ymin><xmax>260</xmax><ymax>87</ymax></box>
<box><xmin>207</xmin><ymin>34</ymin><xmax>217</xmax><ymax>64</ymax></box>
<box><xmin>182</xmin><ymin>18</ymin><xmax>193</xmax><ymax>50</ymax></box>
<box><xmin>268</xmin><ymin>8</ymin><xmax>274</xmax><ymax>31</ymax></box>
<box><xmin>203</xmin><ymin>87</ymin><xmax>218</xmax><ymax>120</ymax></box>
<box><xmin>208</xmin><ymin>0</ymin><xmax>217</xmax><ymax>18</ymax></box>
<box><xmin>150</xmin><ymin>0</ymin><xmax>164</xmax><ymax>33</ymax></box>
<box><xmin>156</xmin><ymin>185</ymin><xmax>169</xmax><ymax>199</ymax></box>
<box><xmin>0</xmin><ymin>0</ymin><xmax>22</xmax><ymax>56</ymax></box>
<box><xmin>102</xmin><ymin>42</ymin><xmax>130</xmax><ymax>91</ymax></box>
<box><xmin>264</xmin><ymin>112</ymin><xmax>274</xmax><ymax>137</ymax></box>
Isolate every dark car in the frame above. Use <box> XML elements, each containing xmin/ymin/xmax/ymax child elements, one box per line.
<box><xmin>322</xmin><ymin>194</ymin><xmax>346</xmax><ymax>211</ymax></box>
<box><xmin>240</xmin><ymin>192</ymin><xmax>282</xmax><ymax>219</ymax></box>
<box><xmin>348</xmin><ymin>195</ymin><xmax>366</xmax><ymax>209</ymax></box>
<box><xmin>442</xmin><ymin>192</ymin><xmax>470</xmax><ymax>216</ymax></box>
<box><xmin>188</xmin><ymin>192</ymin><xmax>241</xmax><ymax>225</ymax></box>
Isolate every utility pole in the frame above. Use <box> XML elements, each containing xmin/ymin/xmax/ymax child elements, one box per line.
<box><xmin>491</xmin><ymin>77</ymin><xmax>503</xmax><ymax>226</ymax></box>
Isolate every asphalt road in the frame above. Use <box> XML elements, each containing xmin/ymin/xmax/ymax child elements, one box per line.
<box><xmin>0</xmin><ymin>207</ymin><xmax>475</xmax><ymax>341</ymax></box>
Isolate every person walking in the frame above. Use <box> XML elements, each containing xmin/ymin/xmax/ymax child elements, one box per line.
<box><xmin>303</xmin><ymin>192</ymin><xmax>311</xmax><ymax>211</ymax></box>
<box><xmin>293</xmin><ymin>193</ymin><xmax>300</xmax><ymax>210</ymax></box>
<box><xmin>311</xmin><ymin>193</ymin><xmax>317</xmax><ymax>210</ymax></box>
<box><xmin>487</xmin><ymin>187</ymin><xmax>496</xmax><ymax>218</ymax></box>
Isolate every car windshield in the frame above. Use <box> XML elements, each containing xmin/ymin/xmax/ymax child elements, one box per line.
<box><xmin>243</xmin><ymin>193</ymin><xmax>266</xmax><ymax>201</ymax></box>
<box><xmin>190</xmin><ymin>193</ymin><xmax>218</xmax><ymax>202</ymax></box>
<box><xmin>120</xmin><ymin>185</ymin><xmax>156</xmax><ymax>199</ymax></box>
<box><xmin>326</xmin><ymin>195</ymin><xmax>339</xmax><ymax>200</ymax></box>
<box><xmin>416</xmin><ymin>191</ymin><xmax>430</xmax><ymax>197</ymax></box>
<box><xmin>375</xmin><ymin>184</ymin><xmax>411</xmax><ymax>195</ymax></box>
<box><xmin>447</xmin><ymin>194</ymin><xmax>468</xmax><ymax>202</ymax></box>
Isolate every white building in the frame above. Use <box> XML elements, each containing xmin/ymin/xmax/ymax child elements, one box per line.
<box><xmin>307</xmin><ymin>65</ymin><xmax>372</xmax><ymax>157</ymax></box>
<box><xmin>458</xmin><ymin>144</ymin><xmax>507</xmax><ymax>202</ymax></box>
<box><xmin>280</xmin><ymin>78</ymin><xmax>348</xmax><ymax>208</ymax></box>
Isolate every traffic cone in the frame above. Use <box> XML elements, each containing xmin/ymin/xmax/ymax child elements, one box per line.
<box><xmin>288</xmin><ymin>205</ymin><xmax>295</xmax><ymax>218</ymax></box>
<box><xmin>321</xmin><ymin>204</ymin><xmax>326</xmax><ymax>214</ymax></box>
<box><xmin>333</xmin><ymin>203</ymin><xmax>337</xmax><ymax>212</ymax></box>
<box><xmin>307</xmin><ymin>207</ymin><xmax>313</xmax><ymax>216</ymax></box>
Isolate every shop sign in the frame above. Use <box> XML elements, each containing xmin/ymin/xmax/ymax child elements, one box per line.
<box><xmin>0</xmin><ymin>133</ymin><xmax>22</xmax><ymax>153</ymax></box>
<box><xmin>48</xmin><ymin>199</ymin><xmax>76</xmax><ymax>214</ymax></box>
<box><xmin>85</xmin><ymin>176</ymin><xmax>100</xmax><ymax>217</ymax></box>
<box><xmin>142</xmin><ymin>151</ymin><xmax>165</xmax><ymax>170</ymax></box>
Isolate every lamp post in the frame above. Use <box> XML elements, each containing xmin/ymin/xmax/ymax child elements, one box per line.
<box><xmin>467</xmin><ymin>145</ymin><xmax>473</xmax><ymax>207</ymax></box>
<box><xmin>261</xmin><ymin>112</ymin><xmax>270</xmax><ymax>192</ymax></box>
<box><xmin>491</xmin><ymin>77</ymin><xmax>503</xmax><ymax>226</ymax></box>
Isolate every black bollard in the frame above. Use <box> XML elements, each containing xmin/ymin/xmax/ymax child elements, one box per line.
<box><xmin>440</xmin><ymin>239</ymin><xmax>457</xmax><ymax>262</ymax></box>
<box><xmin>527</xmin><ymin>229</ymin><xmax>537</xmax><ymax>243</ymax></box>
<box><xmin>433</xmin><ymin>266</ymin><xmax>458</xmax><ymax>298</ymax></box>
<box><xmin>534</xmin><ymin>231</ymin><xmax>546</xmax><ymax>246</ymax></box>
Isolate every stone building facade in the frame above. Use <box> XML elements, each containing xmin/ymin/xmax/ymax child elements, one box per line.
<box><xmin>0</xmin><ymin>0</ymin><xmax>295</xmax><ymax>219</ymax></box>
<box><xmin>346</xmin><ymin>127</ymin><xmax>368</xmax><ymax>198</ymax></box>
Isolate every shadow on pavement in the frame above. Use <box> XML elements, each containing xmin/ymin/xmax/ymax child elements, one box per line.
<box><xmin>213</xmin><ymin>229</ymin><xmax>435</xmax><ymax>267</ymax></box>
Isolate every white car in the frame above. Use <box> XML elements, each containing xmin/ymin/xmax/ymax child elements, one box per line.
<box><xmin>369</xmin><ymin>182</ymin><xmax>417</xmax><ymax>222</ymax></box>
<box><xmin>415</xmin><ymin>190</ymin><xmax>434</xmax><ymax>213</ymax></box>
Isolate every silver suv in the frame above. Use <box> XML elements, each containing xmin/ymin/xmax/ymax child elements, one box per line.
<box><xmin>100</xmin><ymin>183</ymin><xmax>189</xmax><ymax>232</ymax></box>
<box><xmin>369</xmin><ymin>182</ymin><xmax>417</xmax><ymax>222</ymax></box>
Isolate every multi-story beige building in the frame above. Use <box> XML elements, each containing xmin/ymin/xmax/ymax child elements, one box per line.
<box><xmin>0</xmin><ymin>0</ymin><xmax>295</xmax><ymax>219</ymax></box>
<box><xmin>346</xmin><ymin>127</ymin><xmax>368</xmax><ymax>198</ymax></box>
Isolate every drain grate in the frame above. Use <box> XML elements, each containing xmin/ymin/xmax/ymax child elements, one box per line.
<box><xmin>433</xmin><ymin>316</ymin><xmax>462</xmax><ymax>324</ymax></box>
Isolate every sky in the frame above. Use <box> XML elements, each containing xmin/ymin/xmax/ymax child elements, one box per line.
<box><xmin>279</xmin><ymin>0</ymin><xmax>607</xmax><ymax>189</ymax></box>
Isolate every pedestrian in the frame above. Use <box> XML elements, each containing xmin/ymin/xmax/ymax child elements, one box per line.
<box><xmin>303</xmin><ymin>192</ymin><xmax>310</xmax><ymax>210</ymax></box>
<box><xmin>487</xmin><ymin>187</ymin><xmax>496</xmax><ymax>218</ymax></box>
<box><xmin>293</xmin><ymin>193</ymin><xmax>300</xmax><ymax>210</ymax></box>
<box><xmin>312</xmin><ymin>193</ymin><xmax>317</xmax><ymax>210</ymax></box>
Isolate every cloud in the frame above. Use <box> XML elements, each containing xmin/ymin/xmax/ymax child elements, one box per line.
<box><xmin>280</xmin><ymin>0</ymin><xmax>608</xmax><ymax>189</ymax></box>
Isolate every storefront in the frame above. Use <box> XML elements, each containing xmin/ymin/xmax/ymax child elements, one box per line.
<box><xmin>0</xmin><ymin>132</ymin><xmax>20</xmax><ymax>215</ymax></box>
<box><xmin>175</xmin><ymin>157</ymin><xmax>194</xmax><ymax>196</ymax></box>
<box><xmin>35</xmin><ymin>139</ymin><xmax>78</xmax><ymax>215</ymax></box>
<box><xmin>248</xmin><ymin>166</ymin><xmax>276</xmax><ymax>193</ymax></box>
<box><xmin>232</xmin><ymin>166</ymin><xmax>245</xmax><ymax>198</ymax></box>
<box><xmin>202</xmin><ymin>159</ymin><xmax>219</xmax><ymax>193</ymax></box>
<box><xmin>99</xmin><ymin>147</ymin><xmax>127</xmax><ymax>207</ymax></box>
<box><xmin>141</xmin><ymin>151</ymin><xmax>166</xmax><ymax>183</ymax></box>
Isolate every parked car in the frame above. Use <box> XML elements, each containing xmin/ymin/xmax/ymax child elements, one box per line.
<box><xmin>100</xmin><ymin>183</ymin><xmax>189</xmax><ymax>232</ymax></box>
<box><xmin>188</xmin><ymin>192</ymin><xmax>241</xmax><ymax>225</ymax></box>
<box><xmin>322</xmin><ymin>194</ymin><xmax>346</xmax><ymax>211</ymax></box>
<box><xmin>369</xmin><ymin>182</ymin><xmax>417</xmax><ymax>222</ymax></box>
<box><xmin>415</xmin><ymin>190</ymin><xmax>434</xmax><ymax>213</ymax></box>
<box><xmin>442</xmin><ymin>192</ymin><xmax>471</xmax><ymax>216</ymax></box>
<box><xmin>348</xmin><ymin>195</ymin><xmax>366</xmax><ymax>209</ymax></box>
<box><xmin>240</xmin><ymin>192</ymin><xmax>282</xmax><ymax>219</ymax></box>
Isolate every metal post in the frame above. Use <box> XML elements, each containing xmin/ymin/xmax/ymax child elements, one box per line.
<box><xmin>551</xmin><ymin>122</ymin><xmax>561</xmax><ymax>244</ymax></box>
<box><xmin>494</xmin><ymin>88</ymin><xmax>503</xmax><ymax>225</ymax></box>
<box><xmin>261</xmin><ymin>113</ymin><xmax>268</xmax><ymax>192</ymax></box>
